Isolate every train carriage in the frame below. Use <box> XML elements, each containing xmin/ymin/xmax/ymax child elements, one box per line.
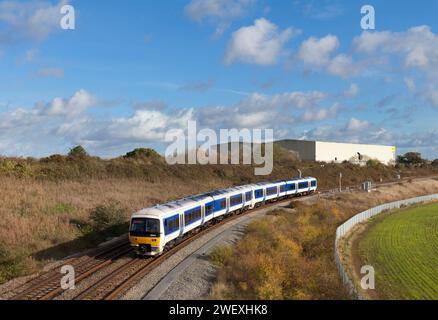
<box><xmin>262</xmin><ymin>182</ymin><xmax>280</xmax><ymax>202</ymax></box>
<box><xmin>278</xmin><ymin>181</ymin><xmax>287</xmax><ymax>198</ymax></box>
<box><xmin>285</xmin><ymin>179</ymin><xmax>298</xmax><ymax>196</ymax></box>
<box><xmin>188</xmin><ymin>193</ymin><xmax>215</xmax><ymax>224</ymax></box>
<box><xmin>296</xmin><ymin>178</ymin><xmax>312</xmax><ymax>195</ymax></box>
<box><xmin>210</xmin><ymin>189</ymin><xmax>230</xmax><ymax>218</ymax></box>
<box><xmin>252</xmin><ymin>183</ymin><xmax>266</xmax><ymax>206</ymax></box>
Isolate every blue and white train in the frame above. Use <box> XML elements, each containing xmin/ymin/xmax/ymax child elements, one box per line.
<box><xmin>129</xmin><ymin>177</ymin><xmax>317</xmax><ymax>256</ymax></box>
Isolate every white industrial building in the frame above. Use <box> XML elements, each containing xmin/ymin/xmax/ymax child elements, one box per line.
<box><xmin>277</xmin><ymin>140</ymin><xmax>396</xmax><ymax>165</ymax></box>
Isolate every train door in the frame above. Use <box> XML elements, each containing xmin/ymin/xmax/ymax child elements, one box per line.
<box><xmin>201</xmin><ymin>204</ymin><xmax>205</xmax><ymax>224</ymax></box>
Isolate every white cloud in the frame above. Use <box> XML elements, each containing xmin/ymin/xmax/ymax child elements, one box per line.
<box><xmin>296</xmin><ymin>35</ymin><xmax>359</xmax><ymax>77</ymax></box>
<box><xmin>327</xmin><ymin>54</ymin><xmax>357</xmax><ymax>77</ymax></box>
<box><xmin>353</xmin><ymin>26</ymin><xmax>438</xmax><ymax>107</ymax></box>
<box><xmin>38</xmin><ymin>89</ymin><xmax>96</xmax><ymax>117</ymax></box>
<box><xmin>343</xmin><ymin>83</ymin><xmax>359</xmax><ymax>97</ymax></box>
<box><xmin>346</xmin><ymin>118</ymin><xmax>369</xmax><ymax>131</ymax></box>
<box><xmin>185</xmin><ymin>0</ymin><xmax>256</xmax><ymax>35</ymax></box>
<box><xmin>353</xmin><ymin>26</ymin><xmax>438</xmax><ymax>71</ymax></box>
<box><xmin>0</xmin><ymin>0</ymin><xmax>68</xmax><ymax>44</ymax></box>
<box><xmin>297</xmin><ymin>34</ymin><xmax>339</xmax><ymax>67</ymax></box>
<box><xmin>224</xmin><ymin>18</ymin><xmax>298</xmax><ymax>65</ymax></box>
<box><xmin>301</xmin><ymin>103</ymin><xmax>341</xmax><ymax>121</ymax></box>
<box><xmin>106</xmin><ymin>110</ymin><xmax>182</xmax><ymax>141</ymax></box>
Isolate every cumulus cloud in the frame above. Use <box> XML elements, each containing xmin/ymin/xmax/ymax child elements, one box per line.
<box><xmin>0</xmin><ymin>0</ymin><xmax>68</xmax><ymax>44</ymax></box>
<box><xmin>296</xmin><ymin>34</ymin><xmax>359</xmax><ymax>77</ymax></box>
<box><xmin>224</xmin><ymin>18</ymin><xmax>298</xmax><ymax>65</ymax></box>
<box><xmin>353</xmin><ymin>26</ymin><xmax>438</xmax><ymax>106</ymax></box>
<box><xmin>297</xmin><ymin>34</ymin><xmax>339</xmax><ymax>67</ymax></box>
<box><xmin>37</xmin><ymin>89</ymin><xmax>96</xmax><ymax>117</ymax></box>
<box><xmin>353</xmin><ymin>26</ymin><xmax>438</xmax><ymax>70</ymax></box>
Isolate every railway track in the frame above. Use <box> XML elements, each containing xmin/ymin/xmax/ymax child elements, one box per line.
<box><xmin>9</xmin><ymin>238</ymin><xmax>132</xmax><ymax>300</ymax></box>
<box><xmin>6</xmin><ymin>174</ymin><xmax>438</xmax><ymax>300</ymax></box>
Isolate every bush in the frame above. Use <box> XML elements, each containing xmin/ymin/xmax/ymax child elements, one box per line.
<box><xmin>0</xmin><ymin>159</ymin><xmax>33</xmax><ymax>177</ymax></box>
<box><xmin>41</xmin><ymin>154</ymin><xmax>67</xmax><ymax>163</ymax></box>
<box><xmin>68</xmin><ymin>146</ymin><xmax>88</xmax><ymax>160</ymax></box>
<box><xmin>209</xmin><ymin>245</ymin><xmax>233</xmax><ymax>266</ymax></box>
<box><xmin>397</xmin><ymin>152</ymin><xmax>425</xmax><ymax>165</ymax></box>
<box><xmin>89</xmin><ymin>202</ymin><xmax>127</xmax><ymax>231</ymax></box>
<box><xmin>124</xmin><ymin>148</ymin><xmax>161</xmax><ymax>159</ymax></box>
<box><xmin>366</xmin><ymin>159</ymin><xmax>381</xmax><ymax>168</ymax></box>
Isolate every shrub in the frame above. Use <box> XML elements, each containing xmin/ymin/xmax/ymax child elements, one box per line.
<box><xmin>366</xmin><ymin>159</ymin><xmax>381</xmax><ymax>167</ymax></box>
<box><xmin>209</xmin><ymin>245</ymin><xmax>233</xmax><ymax>266</ymax></box>
<box><xmin>68</xmin><ymin>146</ymin><xmax>88</xmax><ymax>160</ymax></box>
<box><xmin>89</xmin><ymin>202</ymin><xmax>127</xmax><ymax>231</ymax></box>
<box><xmin>124</xmin><ymin>148</ymin><xmax>161</xmax><ymax>160</ymax></box>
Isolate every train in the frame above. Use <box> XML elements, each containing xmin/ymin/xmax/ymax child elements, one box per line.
<box><xmin>129</xmin><ymin>177</ymin><xmax>318</xmax><ymax>256</ymax></box>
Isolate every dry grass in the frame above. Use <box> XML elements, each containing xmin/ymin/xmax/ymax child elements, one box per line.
<box><xmin>210</xmin><ymin>179</ymin><xmax>438</xmax><ymax>300</ymax></box>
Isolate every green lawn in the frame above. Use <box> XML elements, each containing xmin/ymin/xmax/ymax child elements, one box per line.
<box><xmin>358</xmin><ymin>202</ymin><xmax>438</xmax><ymax>300</ymax></box>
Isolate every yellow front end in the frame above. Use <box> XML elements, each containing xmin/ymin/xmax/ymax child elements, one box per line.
<box><xmin>129</xmin><ymin>235</ymin><xmax>162</xmax><ymax>256</ymax></box>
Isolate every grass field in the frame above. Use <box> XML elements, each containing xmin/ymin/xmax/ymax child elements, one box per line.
<box><xmin>358</xmin><ymin>202</ymin><xmax>438</xmax><ymax>299</ymax></box>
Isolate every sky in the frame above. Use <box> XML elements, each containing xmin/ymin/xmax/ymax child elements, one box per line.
<box><xmin>1</xmin><ymin>0</ymin><xmax>438</xmax><ymax>159</ymax></box>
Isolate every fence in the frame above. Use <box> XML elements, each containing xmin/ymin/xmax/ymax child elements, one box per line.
<box><xmin>334</xmin><ymin>193</ymin><xmax>438</xmax><ymax>299</ymax></box>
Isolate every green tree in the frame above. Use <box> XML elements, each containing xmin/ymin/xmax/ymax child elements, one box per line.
<box><xmin>68</xmin><ymin>146</ymin><xmax>88</xmax><ymax>159</ymax></box>
<box><xmin>397</xmin><ymin>152</ymin><xmax>425</xmax><ymax>165</ymax></box>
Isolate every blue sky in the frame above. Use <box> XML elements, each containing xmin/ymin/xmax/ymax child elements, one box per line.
<box><xmin>1</xmin><ymin>0</ymin><xmax>438</xmax><ymax>158</ymax></box>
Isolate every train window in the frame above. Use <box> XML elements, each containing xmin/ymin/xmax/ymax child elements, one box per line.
<box><xmin>280</xmin><ymin>185</ymin><xmax>286</xmax><ymax>193</ymax></box>
<box><xmin>266</xmin><ymin>187</ymin><xmax>277</xmax><ymax>196</ymax></box>
<box><xmin>185</xmin><ymin>207</ymin><xmax>202</xmax><ymax>226</ymax></box>
<box><xmin>298</xmin><ymin>182</ymin><xmax>309</xmax><ymax>189</ymax></box>
<box><xmin>311</xmin><ymin>180</ymin><xmax>317</xmax><ymax>187</ymax></box>
<box><xmin>215</xmin><ymin>198</ymin><xmax>226</xmax><ymax>211</ymax></box>
<box><xmin>287</xmin><ymin>183</ymin><xmax>296</xmax><ymax>191</ymax></box>
<box><xmin>205</xmin><ymin>202</ymin><xmax>214</xmax><ymax>216</ymax></box>
<box><xmin>255</xmin><ymin>189</ymin><xmax>263</xmax><ymax>199</ymax></box>
<box><xmin>164</xmin><ymin>215</ymin><xmax>180</xmax><ymax>235</ymax></box>
<box><xmin>245</xmin><ymin>191</ymin><xmax>252</xmax><ymax>202</ymax></box>
<box><xmin>230</xmin><ymin>194</ymin><xmax>242</xmax><ymax>207</ymax></box>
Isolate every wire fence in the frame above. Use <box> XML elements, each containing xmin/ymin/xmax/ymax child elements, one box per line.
<box><xmin>334</xmin><ymin>193</ymin><xmax>438</xmax><ymax>299</ymax></box>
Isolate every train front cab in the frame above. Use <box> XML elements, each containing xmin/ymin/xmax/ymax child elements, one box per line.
<box><xmin>129</xmin><ymin>213</ymin><xmax>163</xmax><ymax>256</ymax></box>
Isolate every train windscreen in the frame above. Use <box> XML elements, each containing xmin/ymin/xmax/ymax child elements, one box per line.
<box><xmin>130</xmin><ymin>218</ymin><xmax>160</xmax><ymax>237</ymax></box>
